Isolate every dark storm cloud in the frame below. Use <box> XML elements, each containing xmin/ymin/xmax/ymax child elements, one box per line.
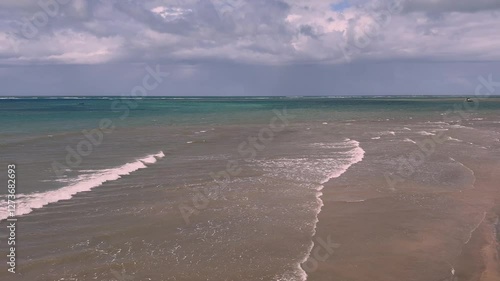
<box><xmin>404</xmin><ymin>0</ymin><xmax>500</xmax><ymax>13</ymax></box>
<box><xmin>0</xmin><ymin>0</ymin><xmax>499</xmax><ymax>95</ymax></box>
<box><xmin>2</xmin><ymin>0</ymin><xmax>500</xmax><ymax>65</ymax></box>
<box><xmin>2</xmin><ymin>61</ymin><xmax>498</xmax><ymax>96</ymax></box>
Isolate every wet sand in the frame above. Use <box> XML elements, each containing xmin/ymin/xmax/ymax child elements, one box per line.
<box><xmin>306</xmin><ymin>139</ymin><xmax>500</xmax><ymax>281</ymax></box>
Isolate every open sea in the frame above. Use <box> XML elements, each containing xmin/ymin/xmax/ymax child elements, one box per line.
<box><xmin>0</xmin><ymin>97</ymin><xmax>499</xmax><ymax>281</ymax></box>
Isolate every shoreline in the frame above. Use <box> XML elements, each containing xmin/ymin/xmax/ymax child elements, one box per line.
<box><xmin>305</xmin><ymin>138</ymin><xmax>500</xmax><ymax>281</ymax></box>
<box><xmin>300</xmin><ymin>139</ymin><xmax>365</xmax><ymax>280</ymax></box>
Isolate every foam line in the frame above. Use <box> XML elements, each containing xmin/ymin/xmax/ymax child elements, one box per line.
<box><xmin>0</xmin><ymin>151</ymin><xmax>165</xmax><ymax>220</ymax></box>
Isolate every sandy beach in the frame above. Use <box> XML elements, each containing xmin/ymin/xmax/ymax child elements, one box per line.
<box><xmin>306</xmin><ymin>125</ymin><xmax>500</xmax><ymax>281</ymax></box>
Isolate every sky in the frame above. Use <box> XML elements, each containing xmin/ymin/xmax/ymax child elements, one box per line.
<box><xmin>0</xmin><ymin>0</ymin><xmax>499</xmax><ymax>96</ymax></box>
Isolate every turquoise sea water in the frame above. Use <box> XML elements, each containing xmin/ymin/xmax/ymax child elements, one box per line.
<box><xmin>0</xmin><ymin>96</ymin><xmax>499</xmax><ymax>281</ymax></box>
<box><xmin>2</xmin><ymin>96</ymin><xmax>499</xmax><ymax>133</ymax></box>
<box><xmin>1</xmin><ymin>96</ymin><xmax>499</xmax><ymax>199</ymax></box>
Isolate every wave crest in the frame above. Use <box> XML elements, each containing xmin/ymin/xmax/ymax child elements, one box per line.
<box><xmin>0</xmin><ymin>151</ymin><xmax>165</xmax><ymax>220</ymax></box>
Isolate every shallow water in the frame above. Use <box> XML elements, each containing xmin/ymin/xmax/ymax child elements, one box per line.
<box><xmin>0</xmin><ymin>97</ymin><xmax>499</xmax><ymax>281</ymax></box>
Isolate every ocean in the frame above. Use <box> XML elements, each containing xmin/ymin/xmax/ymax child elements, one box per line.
<box><xmin>0</xmin><ymin>97</ymin><xmax>499</xmax><ymax>281</ymax></box>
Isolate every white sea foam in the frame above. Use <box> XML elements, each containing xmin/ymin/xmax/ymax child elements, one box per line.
<box><xmin>301</xmin><ymin>140</ymin><xmax>365</xmax><ymax>280</ymax></box>
<box><xmin>403</xmin><ymin>138</ymin><xmax>417</xmax><ymax>144</ymax></box>
<box><xmin>417</xmin><ymin>131</ymin><xmax>435</xmax><ymax>136</ymax></box>
<box><xmin>449</xmin><ymin>157</ymin><xmax>476</xmax><ymax>188</ymax></box>
<box><xmin>450</xmin><ymin>124</ymin><xmax>472</xmax><ymax>129</ymax></box>
<box><xmin>425</xmin><ymin>121</ymin><xmax>449</xmax><ymax>125</ymax></box>
<box><xmin>371</xmin><ymin>131</ymin><xmax>395</xmax><ymax>139</ymax></box>
<box><xmin>320</xmin><ymin>140</ymin><xmax>365</xmax><ymax>183</ymax></box>
<box><xmin>0</xmin><ymin>151</ymin><xmax>165</xmax><ymax>220</ymax></box>
<box><xmin>464</xmin><ymin>212</ymin><xmax>486</xmax><ymax>244</ymax></box>
<box><xmin>338</xmin><ymin>199</ymin><xmax>365</xmax><ymax>203</ymax></box>
<box><xmin>380</xmin><ymin>131</ymin><xmax>396</xmax><ymax>136</ymax></box>
<box><xmin>258</xmin><ymin>140</ymin><xmax>365</xmax><ymax>281</ymax></box>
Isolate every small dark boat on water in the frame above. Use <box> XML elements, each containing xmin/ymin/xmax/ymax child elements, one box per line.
<box><xmin>465</xmin><ymin>97</ymin><xmax>473</xmax><ymax>103</ymax></box>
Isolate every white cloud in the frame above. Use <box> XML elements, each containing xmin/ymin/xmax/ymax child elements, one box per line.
<box><xmin>0</xmin><ymin>0</ymin><xmax>499</xmax><ymax>65</ymax></box>
<box><xmin>151</xmin><ymin>6</ymin><xmax>192</xmax><ymax>20</ymax></box>
<box><xmin>9</xmin><ymin>30</ymin><xmax>124</xmax><ymax>64</ymax></box>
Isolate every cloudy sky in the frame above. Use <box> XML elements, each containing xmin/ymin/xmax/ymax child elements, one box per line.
<box><xmin>1</xmin><ymin>0</ymin><xmax>499</xmax><ymax>96</ymax></box>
